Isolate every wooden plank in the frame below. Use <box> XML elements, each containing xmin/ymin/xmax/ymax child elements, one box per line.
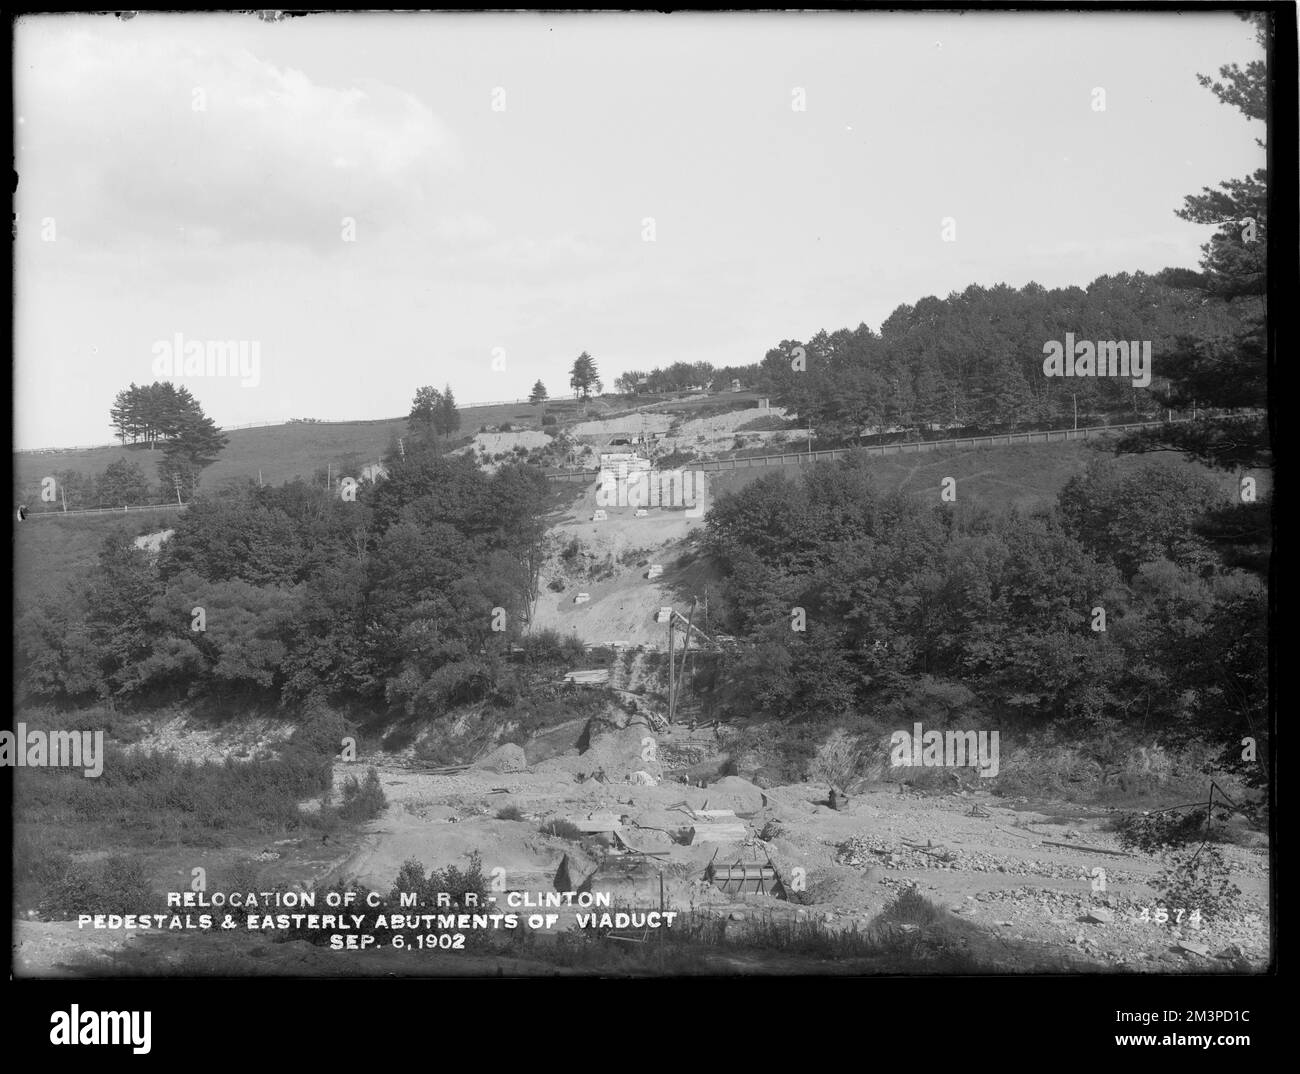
<box><xmin>689</xmin><ymin>823</ymin><xmax>748</xmax><ymax>844</ymax></box>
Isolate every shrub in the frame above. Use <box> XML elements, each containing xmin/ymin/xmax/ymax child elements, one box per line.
<box><xmin>496</xmin><ymin>805</ymin><xmax>525</xmax><ymax>821</ymax></box>
<box><xmin>500</xmin><ymin>423</ymin><xmax>513</xmax><ymax>432</ymax></box>
<box><xmin>337</xmin><ymin>767</ymin><xmax>387</xmax><ymax>822</ymax></box>
<box><xmin>540</xmin><ymin>818</ymin><xmax>583</xmax><ymax>841</ymax></box>
<box><xmin>287</xmin><ymin>704</ymin><xmax>355</xmax><ymax>760</ymax></box>
<box><xmin>1151</xmin><ymin>845</ymin><xmax>1242</xmax><ymax>923</ymax></box>
<box><xmin>542</xmin><ymin>415</ymin><xmax>557</xmax><ymax>427</ymax></box>
<box><xmin>810</xmin><ymin>729</ymin><xmax>862</xmax><ymax>789</ymax></box>
<box><xmin>37</xmin><ymin>854</ymin><xmax>154</xmax><ymax>920</ymax></box>
<box><xmin>657</xmin><ymin>449</ymin><xmax>696</xmax><ymax>468</ymax></box>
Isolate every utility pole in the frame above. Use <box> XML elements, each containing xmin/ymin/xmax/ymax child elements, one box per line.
<box><xmin>666</xmin><ymin>616</ymin><xmax>676</xmax><ymax>722</ymax></box>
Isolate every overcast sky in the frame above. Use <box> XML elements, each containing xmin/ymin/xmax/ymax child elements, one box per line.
<box><xmin>14</xmin><ymin>11</ymin><xmax>1265</xmax><ymax>449</ymax></box>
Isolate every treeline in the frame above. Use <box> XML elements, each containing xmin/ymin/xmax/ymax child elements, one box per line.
<box><xmin>609</xmin><ymin>270</ymin><xmax>1255</xmax><ymax>446</ymax></box>
<box><xmin>700</xmin><ymin>453</ymin><xmax>1267</xmax><ymax>775</ymax></box>
<box><xmin>32</xmin><ymin>459</ymin><xmax>166</xmax><ymax>510</ymax></box>
<box><xmin>615</xmin><ymin>360</ymin><xmax>757</xmax><ymax>396</ymax></box>
<box><xmin>757</xmin><ymin>270</ymin><xmax>1255</xmax><ymax>442</ymax></box>
<box><xmin>15</xmin><ymin>441</ymin><xmax>553</xmax><ymax>718</ymax></box>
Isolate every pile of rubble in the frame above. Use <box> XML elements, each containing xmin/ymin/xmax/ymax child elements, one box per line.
<box><xmin>834</xmin><ymin>835</ymin><xmax>1143</xmax><ymax>882</ymax></box>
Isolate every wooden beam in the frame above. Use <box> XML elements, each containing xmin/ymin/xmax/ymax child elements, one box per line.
<box><xmin>688</xmin><ymin>823</ymin><xmax>748</xmax><ymax>844</ymax></box>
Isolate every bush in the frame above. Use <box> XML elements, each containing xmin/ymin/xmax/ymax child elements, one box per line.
<box><xmin>810</xmin><ymin>729</ymin><xmax>862</xmax><ymax>789</ymax></box>
<box><xmin>540</xmin><ymin>818</ymin><xmax>583</xmax><ymax>841</ymax></box>
<box><xmin>1151</xmin><ymin>845</ymin><xmax>1241</xmax><ymax>923</ymax></box>
<box><xmin>37</xmin><ymin>854</ymin><xmax>154</xmax><ymax>920</ymax></box>
<box><xmin>287</xmin><ymin>704</ymin><xmax>355</xmax><ymax>760</ymax></box>
<box><xmin>542</xmin><ymin>415</ymin><xmax>557</xmax><ymax>427</ymax></box>
<box><xmin>496</xmin><ymin>805</ymin><xmax>525</xmax><ymax>821</ymax></box>
<box><xmin>337</xmin><ymin>767</ymin><xmax>387</xmax><ymax>822</ymax></box>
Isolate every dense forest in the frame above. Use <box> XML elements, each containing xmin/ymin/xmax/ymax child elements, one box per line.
<box><xmin>756</xmin><ymin>270</ymin><xmax>1256</xmax><ymax>440</ymax></box>
<box><xmin>698</xmin><ymin>452</ymin><xmax>1267</xmax><ymax>780</ymax></box>
<box><xmin>620</xmin><ymin>268</ymin><xmax>1258</xmax><ymax>446</ymax></box>
<box><xmin>15</xmin><ymin>442</ymin><xmax>552</xmax><ymax>719</ymax></box>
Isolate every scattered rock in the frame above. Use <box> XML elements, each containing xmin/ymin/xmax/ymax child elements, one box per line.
<box><xmin>476</xmin><ymin>743</ymin><xmax>527</xmax><ymax>774</ymax></box>
<box><xmin>1081</xmin><ymin>907</ymin><xmax>1114</xmax><ymax>925</ymax></box>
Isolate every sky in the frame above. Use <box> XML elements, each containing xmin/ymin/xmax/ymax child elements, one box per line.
<box><xmin>13</xmin><ymin>10</ymin><xmax>1266</xmax><ymax>450</ymax></box>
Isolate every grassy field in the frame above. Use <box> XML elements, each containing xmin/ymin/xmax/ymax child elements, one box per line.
<box><xmin>14</xmin><ymin>508</ymin><xmax>185</xmax><ymax>607</ymax></box>
<box><xmin>705</xmin><ymin>438</ymin><xmax>1270</xmax><ymax>515</ymax></box>
<box><xmin>13</xmin><ymin>396</ymin><xmax>609</xmax><ymax>500</ymax></box>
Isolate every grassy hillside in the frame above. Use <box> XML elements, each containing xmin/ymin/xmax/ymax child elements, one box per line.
<box><xmin>13</xmin><ymin>397</ymin><xmax>607</xmax><ymax>499</ymax></box>
<box><xmin>705</xmin><ymin>439</ymin><xmax>1268</xmax><ymax>516</ymax></box>
<box><xmin>17</xmin><ymin>433</ymin><xmax>1267</xmax><ymax>616</ymax></box>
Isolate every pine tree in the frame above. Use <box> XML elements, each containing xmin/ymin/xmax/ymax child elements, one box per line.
<box><xmin>1119</xmin><ymin>11</ymin><xmax>1268</xmax><ymax>469</ymax></box>
<box><xmin>433</xmin><ymin>384</ymin><xmax>461</xmax><ymax>440</ymax></box>
<box><xmin>569</xmin><ymin>352</ymin><xmax>599</xmax><ymax>399</ymax></box>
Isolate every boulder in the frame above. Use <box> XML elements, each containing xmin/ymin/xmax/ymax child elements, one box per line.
<box><xmin>554</xmin><ymin>849</ymin><xmax>600</xmax><ymax>892</ymax></box>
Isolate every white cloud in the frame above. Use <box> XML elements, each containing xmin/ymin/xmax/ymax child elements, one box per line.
<box><xmin>16</xmin><ymin>23</ymin><xmax>459</xmax><ymax>250</ymax></box>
